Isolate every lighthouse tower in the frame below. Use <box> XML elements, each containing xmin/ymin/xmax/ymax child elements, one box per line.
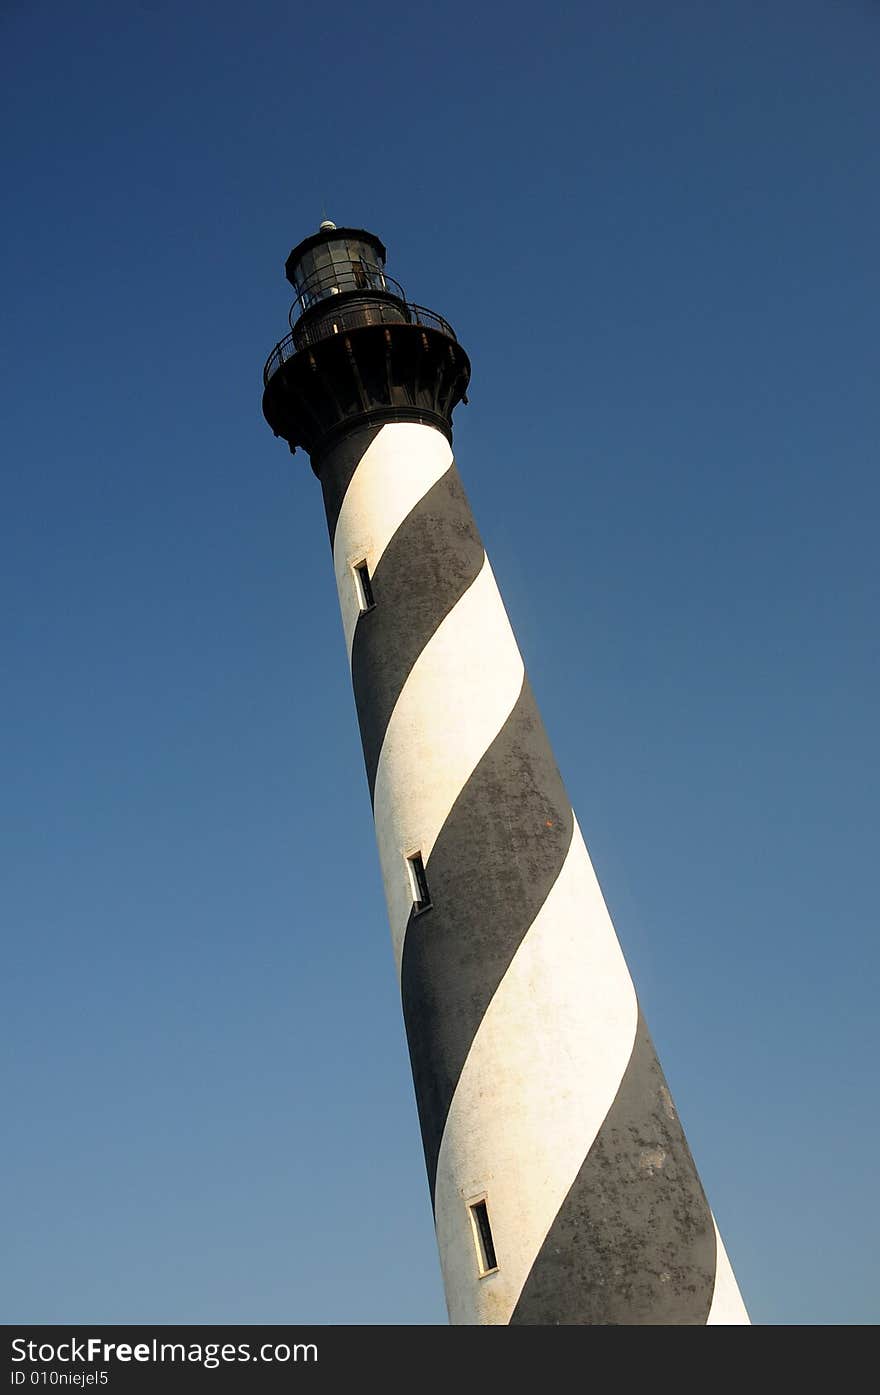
<box><xmin>261</xmin><ymin>221</ymin><xmax>749</xmax><ymax>1325</ymax></box>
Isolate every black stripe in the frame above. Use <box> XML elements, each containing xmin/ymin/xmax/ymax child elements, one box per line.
<box><xmin>400</xmin><ymin>676</ymin><xmax>574</xmax><ymax>1201</ymax></box>
<box><xmin>318</xmin><ymin>422</ymin><xmax>384</xmax><ymax>547</ymax></box>
<box><xmin>350</xmin><ymin>464</ymin><xmax>486</xmax><ymax>799</ymax></box>
<box><xmin>510</xmin><ymin>1007</ymin><xmax>717</xmax><ymax>1325</ymax></box>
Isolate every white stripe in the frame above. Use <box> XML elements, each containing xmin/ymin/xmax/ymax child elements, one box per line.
<box><xmin>332</xmin><ymin>422</ymin><xmax>453</xmax><ymax>666</ymax></box>
<box><xmin>372</xmin><ymin>556</ymin><xmax>525</xmax><ymax>977</ymax></box>
<box><xmin>433</xmin><ymin>817</ymin><xmax>639</xmax><ymax>1325</ymax></box>
<box><xmin>706</xmin><ymin>1220</ymin><xmax>750</xmax><ymax>1324</ymax></box>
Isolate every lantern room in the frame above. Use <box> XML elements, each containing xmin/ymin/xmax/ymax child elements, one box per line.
<box><xmin>285</xmin><ymin>222</ymin><xmax>390</xmax><ymax>317</ymax></box>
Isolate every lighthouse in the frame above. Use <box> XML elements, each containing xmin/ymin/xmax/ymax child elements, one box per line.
<box><xmin>261</xmin><ymin>221</ymin><xmax>749</xmax><ymax>1325</ymax></box>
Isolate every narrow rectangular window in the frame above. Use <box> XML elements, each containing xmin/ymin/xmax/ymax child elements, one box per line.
<box><xmin>468</xmin><ymin>1198</ymin><xmax>498</xmax><ymax>1276</ymax></box>
<box><xmin>353</xmin><ymin>559</ymin><xmax>375</xmax><ymax>612</ymax></box>
<box><xmin>406</xmin><ymin>852</ymin><xmax>431</xmax><ymax>913</ymax></box>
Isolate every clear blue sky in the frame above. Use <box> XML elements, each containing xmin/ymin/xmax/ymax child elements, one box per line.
<box><xmin>2</xmin><ymin>0</ymin><xmax>877</xmax><ymax>1325</ymax></box>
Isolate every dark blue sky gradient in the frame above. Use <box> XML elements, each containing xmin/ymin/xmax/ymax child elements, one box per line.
<box><xmin>2</xmin><ymin>0</ymin><xmax>878</xmax><ymax>1324</ymax></box>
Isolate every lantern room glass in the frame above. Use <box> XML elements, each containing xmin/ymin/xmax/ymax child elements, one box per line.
<box><xmin>290</xmin><ymin>236</ymin><xmax>387</xmax><ymax>312</ymax></box>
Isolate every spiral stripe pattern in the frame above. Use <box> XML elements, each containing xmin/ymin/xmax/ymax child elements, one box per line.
<box><xmin>319</xmin><ymin>421</ymin><xmax>749</xmax><ymax>1325</ymax></box>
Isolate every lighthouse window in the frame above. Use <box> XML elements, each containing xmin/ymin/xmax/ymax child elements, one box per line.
<box><xmin>406</xmin><ymin>852</ymin><xmax>432</xmax><ymax>913</ymax></box>
<box><xmin>468</xmin><ymin>1198</ymin><xmax>498</xmax><ymax>1277</ymax></box>
<box><xmin>353</xmin><ymin>560</ymin><xmax>375</xmax><ymax>612</ymax></box>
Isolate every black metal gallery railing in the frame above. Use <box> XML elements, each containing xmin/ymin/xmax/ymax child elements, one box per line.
<box><xmin>290</xmin><ymin>263</ymin><xmax>402</xmax><ymax>317</ymax></box>
<box><xmin>263</xmin><ymin>301</ymin><xmax>458</xmax><ymax>386</ymax></box>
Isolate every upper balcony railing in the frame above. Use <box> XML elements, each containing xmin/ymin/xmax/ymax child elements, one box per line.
<box><xmin>263</xmin><ymin>299</ymin><xmax>459</xmax><ymax>386</ymax></box>
<box><xmin>290</xmin><ymin>258</ymin><xmax>396</xmax><ymax>317</ymax></box>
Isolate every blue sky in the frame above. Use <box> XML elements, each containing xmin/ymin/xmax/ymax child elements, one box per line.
<box><xmin>2</xmin><ymin>0</ymin><xmax>877</xmax><ymax>1325</ymax></box>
